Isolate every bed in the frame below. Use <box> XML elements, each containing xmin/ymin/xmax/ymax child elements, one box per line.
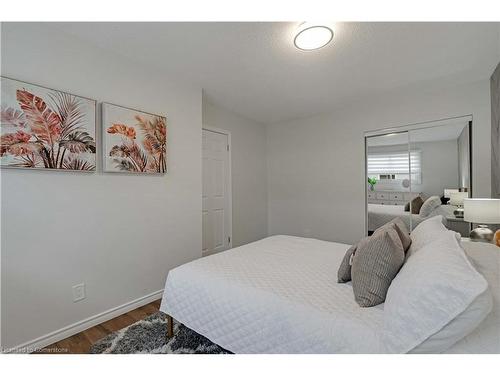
<box><xmin>368</xmin><ymin>203</ymin><xmax>455</xmax><ymax>232</ymax></box>
<box><xmin>160</xmin><ymin>235</ymin><xmax>499</xmax><ymax>354</ymax></box>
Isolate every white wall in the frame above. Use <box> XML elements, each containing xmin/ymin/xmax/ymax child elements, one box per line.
<box><xmin>498</xmin><ymin>24</ymin><xmax>500</xmax><ymax>59</ymax></box>
<box><xmin>267</xmin><ymin>79</ymin><xmax>492</xmax><ymax>244</ymax></box>
<box><xmin>492</xmin><ymin>63</ymin><xmax>500</xmax><ymax>198</ymax></box>
<box><xmin>368</xmin><ymin>140</ymin><xmax>459</xmax><ymax>197</ymax></box>
<box><xmin>1</xmin><ymin>23</ymin><xmax>202</xmax><ymax>349</ymax></box>
<box><xmin>202</xmin><ymin>100</ymin><xmax>268</xmax><ymax>247</ymax></box>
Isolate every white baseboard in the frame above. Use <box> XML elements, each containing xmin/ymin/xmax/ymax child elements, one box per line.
<box><xmin>7</xmin><ymin>289</ymin><xmax>164</xmax><ymax>353</ymax></box>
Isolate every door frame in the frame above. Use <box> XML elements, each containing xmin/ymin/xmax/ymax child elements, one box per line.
<box><xmin>202</xmin><ymin>126</ymin><xmax>233</xmax><ymax>252</ymax></box>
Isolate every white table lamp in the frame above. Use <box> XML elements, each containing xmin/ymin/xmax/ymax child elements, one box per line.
<box><xmin>463</xmin><ymin>198</ymin><xmax>500</xmax><ymax>242</ymax></box>
<box><xmin>444</xmin><ymin>188</ymin><xmax>459</xmax><ymax>199</ymax></box>
<box><xmin>449</xmin><ymin>192</ymin><xmax>468</xmax><ymax>206</ymax></box>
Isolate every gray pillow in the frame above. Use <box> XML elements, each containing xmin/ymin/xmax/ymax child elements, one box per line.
<box><xmin>351</xmin><ymin>227</ymin><xmax>405</xmax><ymax>307</ymax></box>
<box><xmin>405</xmin><ymin>196</ymin><xmax>424</xmax><ymax>214</ymax></box>
<box><xmin>337</xmin><ymin>244</ymin><xmax>357</xmax><ymax>283</ymax></box>
<box><xmin>375</xmin><ymin>218</ymin><xmax>412</xmax><ymax>252</ymax></box>
<box><xmin>419</xmin><ymin>196</ymin><xmax>442</xmax><ymax>217</ymax></box>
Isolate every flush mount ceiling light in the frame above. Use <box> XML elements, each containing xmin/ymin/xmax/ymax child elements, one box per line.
<box><xmin>294</xmin><ymin>22</ymin><xmax>334</xmax><ymax>51</ymax></box>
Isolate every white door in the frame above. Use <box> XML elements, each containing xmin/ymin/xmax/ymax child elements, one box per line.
<box><xmin>202</xmin><ymin>129</ymin><xmax>231</xmax><ymax>256</ymax></box>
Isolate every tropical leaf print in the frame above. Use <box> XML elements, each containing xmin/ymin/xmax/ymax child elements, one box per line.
<box><xmin>1</xmin><ymin>107</ymin><xmax>27</xmax><ymax>128</ymax></box>
<box><xmin>135</xmin><ymin>115</ymin><xmax>167</xmax><ymax>173</ymax></box>
<box><xmin>8</xmin><ymin>141</ymin><xmax>44</xmax><ymax>156</ymax></box>
<box><xmin>113</xmin><ymin>158</ymin><xmax>138</xmax><ymax>172</ymax></box>
<box><xmin>0</xmin><ymin>131</ymin><xmax>42</xmax><ymax>157</ymax></box>
<box><xmin>16</xmin><ymin>89</ymin><xmax>62</xmax><ymax>145</ymax></box>
<box><xmin>127</xmin><ymin>143</ymin><xmax>149</xmax><ymax>172</ymax></box>
<box><xmin>59</xmin><ymin>131</ymin><xmax>96</xmax><ymax>153</ymax></box>
<box><xmin>0</xmin><ymin>79</ymin><xmax>95</xmax><ymax>171</ymax></box>
<box><xmin>62</xmin><ymin>155</ymin><xmax>95</xmax><ymax>171</ymax></box>
<box><xmin>108</xmin><ymin>141</ymin><xmax>148</xmax><ymax>172</ymax></box>
<box><xmin>8</xmin><ymin>156</ymin><xmax>38</xmax><ymax>168</ymax></box>
<box><xmin>107</xmin><ymin>124</ymin><xmax>136</xmax><ymax>139</ymax></box>
<box><xmin>49</xmin><ymin>91</ymin><xmax>87</xmax><ymax>139</ymax></box>
<box><xmin>109</xmin><ymin>144</ymin><xmax>131</xmax><ymax>158</ymax></box>
<box><xmin>105</xmin><ymin>108</ymin><xmax>166</xmax><ymax>174</ymax></box>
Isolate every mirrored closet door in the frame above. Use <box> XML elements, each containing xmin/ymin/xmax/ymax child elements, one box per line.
<box><xmin>365</xmin><ymin>116</ymin><xmax>472</xmax><ymax>236</ymax></box>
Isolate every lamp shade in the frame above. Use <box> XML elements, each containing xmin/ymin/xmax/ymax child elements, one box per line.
<box><xmin>449</xmin><ymin>192</ymin><xmax>468</xmax><ymax>206</ymax></box>
<box><xmin>463</xmin><ymin>198</ymin><xmax>500</xmax><ymax>224</ymax></box>
<box><xmin>444</xmin><ymin>188</ymin><xmax>459</xmax><ymax>198</ymax></box>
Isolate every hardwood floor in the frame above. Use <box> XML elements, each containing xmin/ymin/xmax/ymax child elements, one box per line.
<box><xmin>35</xmin><ymin>299</ymin><xmax>161</xmax><ymax>354</ymax></box>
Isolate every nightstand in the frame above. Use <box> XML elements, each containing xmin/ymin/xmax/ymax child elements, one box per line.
<box><xmin>446</xmin><ymin>215</ymin><xmax>470</xmax><ymax>237</ymax></box>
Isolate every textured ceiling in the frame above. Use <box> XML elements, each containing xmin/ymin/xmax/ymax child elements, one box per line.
<box><xmin>45</xmin><ymin>22</ymin><xmax>500</xmax><ymax>124</ymax></box>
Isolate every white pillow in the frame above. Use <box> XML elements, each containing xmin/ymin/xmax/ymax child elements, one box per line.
<box><xmin>383</xmin><ymin>231</ymin><xmax>490</xmax><ymax>353</ymax></box>
<box><xmin>419</xmin><ymin>196</ymin><xmax>442</xmax><ymax>217</ymax></box>
<box><xmin>410</xmin><ymin>288</ymin><xmax>493</xmax><ymax>353</ymax></box>
<box><xmin>408</xmin><ymin>215</ymin><xmax>447</xmax><ymax>255</ymax></box>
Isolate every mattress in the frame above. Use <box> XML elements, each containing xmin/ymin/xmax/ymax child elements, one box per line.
<box><xmin>367</xmin><ymin>203</ymin><xmax>454</xmax><ymax>231</ymax></box>
<box><xmin>160</xmin><ymin>235</ymin><xmax>386</xmax><ymax>353</ymax></box>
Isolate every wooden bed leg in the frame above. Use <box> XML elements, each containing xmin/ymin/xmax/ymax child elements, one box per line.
<box><xmin>167</xmin><ymin>315</ymin><xmax>174</xmax><ymax>339</ymax></box>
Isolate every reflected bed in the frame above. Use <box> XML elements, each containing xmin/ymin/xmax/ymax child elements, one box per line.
<box><xmin>367</xmin><ymin>203</ymin><xmax>455</xmax><ymax>232</ymax></box>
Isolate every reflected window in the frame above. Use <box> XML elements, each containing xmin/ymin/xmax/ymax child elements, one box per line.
<box><xmin>367</xmin><ymin>150</ymin><xmax>421</xmax><ymax>184</ymax></box>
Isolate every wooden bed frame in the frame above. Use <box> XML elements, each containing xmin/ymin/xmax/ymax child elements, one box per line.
<box><xmin>167</xmin><ymin>315</ymin><xmax>174</xmax><ymax>338</ymax></box>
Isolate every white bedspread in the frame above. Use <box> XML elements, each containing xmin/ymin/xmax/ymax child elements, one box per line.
<box><xmin>160</xmin><ymin>235</ymin><xmax>386</xmax><ymax>353</ymax></box>
<box><xmin>160</xmin><ymin>235</ymin><xmax>499</xmax><ymax>354</ymax></box>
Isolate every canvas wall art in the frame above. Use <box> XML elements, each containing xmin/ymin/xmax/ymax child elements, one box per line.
<box><xmin>102</xmin><ymin>103</ymin><xmax>167</xmax><ymax>173</ymax></box>
<box><xmin>1</xmin><ymin>77</ymin><xmax>96</xmax><ymax>171</ymax></box>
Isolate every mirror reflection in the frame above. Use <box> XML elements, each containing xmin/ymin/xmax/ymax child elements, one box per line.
<box><xmin>366</xmin><ymin>117</ymin><xmax>471</xmax><ymax>236</ymax></box>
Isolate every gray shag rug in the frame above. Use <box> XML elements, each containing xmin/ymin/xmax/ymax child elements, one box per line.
<box><xmin>90</xmin><ymin>312</ymin><xmax>231</xmax><ymax>354</ymax></box>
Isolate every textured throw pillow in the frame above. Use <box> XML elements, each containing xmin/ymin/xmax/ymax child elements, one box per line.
<box><xmin>337</xmin><ymin>244</ymin><xmax>357</xmax><ymax>283</ymax></box>
<box><xmin>375</xmin><ymin>218</ymin><xmax>412</xmax><ymax>252</ymax></box>
<box><xmin>419</xmin><ymin>196</ymin><xmax>442</xmax><ymax>217</ymax></box>
<box><xmin>351</xmin><ymin>227</ymin><xmax>405</xmax><ymax>307</ymax></box>
<box><xmin>404</xmin><ymin>196</ymin><xmax>424</xmax><ymax>214</ymax></box>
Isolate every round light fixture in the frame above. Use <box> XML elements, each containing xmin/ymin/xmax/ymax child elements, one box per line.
<box><xmin>294</xmin><ymin>23</ymin><xmax>333</xmax><ymax>51</ymax></box>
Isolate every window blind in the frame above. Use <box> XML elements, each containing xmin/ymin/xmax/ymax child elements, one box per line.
<box><xmin>367</xmin><ymin>151</ymin><xmax>421</xmax><ymax>176</ymax></box>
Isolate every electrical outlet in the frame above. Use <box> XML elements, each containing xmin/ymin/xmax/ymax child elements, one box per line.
<box><xmin>72</xmin><ymin>283</ymin><xmax>86</xmax><ymax>302</ymax></box>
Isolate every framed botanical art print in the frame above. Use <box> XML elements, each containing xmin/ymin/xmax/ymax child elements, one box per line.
<box><xmin>0</xmin><ymin>77</ymin><xmax>96</xmax><ymax>171</ymax></box>
<box><xmin>102</xmin><ymin>103</ymin><xmax>167</xmax><ymax>174</ymax></box>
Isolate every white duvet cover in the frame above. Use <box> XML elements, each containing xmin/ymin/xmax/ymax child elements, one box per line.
<box><xmin>160</xmin><ymin>235</ymin><xmax>386</xmax><ymax>353</ymax></box>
